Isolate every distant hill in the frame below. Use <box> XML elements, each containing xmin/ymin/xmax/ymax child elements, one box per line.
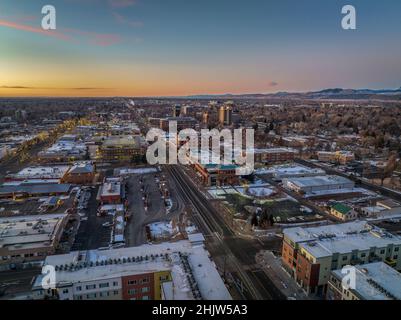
<box><xmin>184</xmin><ymin>87</ymin><xmax>401</xmax><ymax>100</ymax></box>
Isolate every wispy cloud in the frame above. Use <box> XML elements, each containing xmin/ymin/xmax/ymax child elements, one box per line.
<box><xmin>0</xmin><ymin>86</ymin><xmax>109</xmax><ymax>90</ymax></box>
<box><xmin>0</xmin><ymin>20</ymin><xmax>72</xmax><ymax>41</ymax></box>
<box><xmin>0</xmin><ymin>86</ymin><xmax>34</xmax><ymax>89</ymax></box>
<box><xmin>61</xmin><ymin>27</ymin><xmax>122</xmax><ymax>46</ymax></box>
<box><xmin>0</xmin><ymin>19</ymin><xmax>122</xmax><ymax>46</ymax></box>
<box><xmin>109</xmin><ymin>0</ymin><xmax>137</xmax><ymax>8</ymax></box>
<box><xmin>113</xmin><ymin>12</ymin><xmax>143</xmax><ymax>28</ymax></box>
<box><xmin>269</xmin><ymin>81</ymin><xmax>279</xmax><ymax>87</ymax></box>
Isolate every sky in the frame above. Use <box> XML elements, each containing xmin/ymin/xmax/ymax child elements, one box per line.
<box><xmin>1</xmin><ymin>0</ymin><xmax>401</xmax><ymax>97</ymax></box>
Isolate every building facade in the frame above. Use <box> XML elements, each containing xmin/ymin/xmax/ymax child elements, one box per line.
<box><xmin>282</xmin><ymin>221</ymin><xmax>401</xmax><ymax>296</ymax></box>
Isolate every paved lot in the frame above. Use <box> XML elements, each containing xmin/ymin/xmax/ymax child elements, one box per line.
<box><xmin>71</xmin><ymin>186</ymin><xmax>113</xmax><ymax>250</ymax></box>
<box><xmin>125</xmin><ymin>170</ymin><xmax>184</xmax><ymax>247</ymax></box>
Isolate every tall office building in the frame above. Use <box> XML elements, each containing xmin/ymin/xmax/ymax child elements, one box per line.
<box><xmin>172</xmin><ymin>105</ymin><xmax>181</xmax><ymax>117</ymax></box>
<box><xmin>219</xmin><ymin>105</ymin><xmax>233</xmax><ymax>126</ymax></box>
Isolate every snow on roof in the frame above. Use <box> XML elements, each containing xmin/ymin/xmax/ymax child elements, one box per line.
<box><xmin>11</xmin><ymin>166</ymin><xmax>70</xmax><ymax>179</ymax></box>
<box><xmin>284</xmin><ymin>220</ymin><xmax>371</xmax><ymax>243</ymax></box>
<box><xmin>284</xmin><ymin>175</ymin><xmax>353</xmax><ymax>188</ymax></box>
<box><xmin>188</xmin><ymin>233</ymin><xmax>205</xmax><ymax>244</ymax></box>
<box><xmin>285</xmin><ymin>221</ymin><xmax>401</xmax><ymax>258</ymax></box>
<box><xmin>0</xmin><ymin>213</ymin><xmax>67</xmax><ymax>250</ymax></box>
<box><xmin>117</xmin><ymin>167</ymin><xmax>158</xmax><ymax>175</ymax></box>
<box><xmin>35</xmin><ymin>241</ymin><xmax>231</xmax><ymax>300</ymax></box>
<box><xmin>256</xmin><ymin>164</ymin><xmax>326</xmax><ymax>178</ymax></box>
<box><xmin>252</xmin><ymin>147</ymin><xmax>297</xmax><ymax>154</ymax></box>
<box><xmin>332</xmin><ymin>262</ymin><xmax>401</xmax><ymax>300</ymax></box>
<box><xmin>100</xmin><ymin>181</ymin><xmax>121</xmax><ymax>197</ymax></box>
<box><xmin>69</xmin><ymin>162</ymin><xmax>94</xmax><ymax>174</ymax></box>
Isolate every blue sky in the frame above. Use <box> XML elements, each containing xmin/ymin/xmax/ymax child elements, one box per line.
<box><xmin>1</xmin><ymin>0</ymin><xmax>401</xmax><ymax>96</ymax></box>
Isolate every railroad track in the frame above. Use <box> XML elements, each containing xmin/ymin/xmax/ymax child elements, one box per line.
<box><xmin>166</xmin><ymin>165</ymin><xmax>285</xmax><ymax>300</ymax></box>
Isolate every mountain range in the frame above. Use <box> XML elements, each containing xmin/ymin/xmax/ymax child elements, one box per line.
<box><xmin>184</xmin><ymin>87</ymin><xmax>401</xmax><ymax>100</ymax></box>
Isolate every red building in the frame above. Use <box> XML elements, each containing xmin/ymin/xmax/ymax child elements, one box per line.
<box><xmin>121</xmin><ymin>273</ymin><xmax>155</xmax><ymax>300</ymax></box>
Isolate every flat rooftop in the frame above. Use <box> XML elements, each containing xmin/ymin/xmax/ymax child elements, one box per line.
<box><xmin>100</xmin><ymin>182</ymin><xmax>121</xmax><ymax>197</ymax></box>
<box><xmin>284</xmin><ymin>175</ymin><xmax>353</xmax><ymax>187</ymax></box>
<box><xmin>285</xmin><ymin>221</ymin><xmax>401</xmax><ymax>258</ymax></box>
<box><xmin>332</xmin><ymin>262</ymin><xmax>401</xmax><ymax>300</ymax></box>
<box><xmin>0</xmin><ymin>183</ymin><xmax>71</xmax><ymax>196</ymax></box>
<box><xmin>0</xmin><ymin>213</ymin><xmax>67</xmax><ymax>251</ymax></box>
<box><xmin>7</xmin><ymin>166</ymin><xmax>70</xmax><ymax>180</ymax></box>
<box><xmin>102</xmin><ymin>135</ymin><xmax>142</xmax><ymax>148</ymax></box>
<box><xmin>257</xmin><ymin>164</ymin><xmax>325</xmax><ymax>176</ymax></box>
<box><xmin>253</xmin><ymin>148</ymin><xmax>297</xmax><ymax>154</ymax></box>
<box><xmin>35</xmin><ymin>241</ymin><xmax>231</xmax><ymax>300</ymax></box>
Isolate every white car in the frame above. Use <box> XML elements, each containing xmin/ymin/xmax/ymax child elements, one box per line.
<box><xmin>102</xmin><ymin>222</ymin><xmax>113</xmax><ymax>227</ymax></box>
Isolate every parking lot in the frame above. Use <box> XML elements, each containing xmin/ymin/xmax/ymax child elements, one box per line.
<box><xmin>125</xmin><ymin>169</ymin><xmax>182</xmax><ymax>247</ymax></box>
<box><xmin>71</xmin><ymin>186</ymin><xmax>113</xmax><ymax>251</ymax></box>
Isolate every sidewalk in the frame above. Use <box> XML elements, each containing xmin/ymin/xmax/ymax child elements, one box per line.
<box><xmin>256</xmin><ymin>251</ymin><xmax>314</xmax><ymax>300</ymax></box>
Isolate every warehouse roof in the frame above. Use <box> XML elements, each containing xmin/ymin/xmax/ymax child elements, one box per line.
<box><xmin>0</xmin><ymin>183</ymin><xmax>71</xmax><ymax>196</ymax></box>
<box><xmin>284</xmin><ymin>175</ymin><xmax>352</xmax><ymax>187</ymax></box>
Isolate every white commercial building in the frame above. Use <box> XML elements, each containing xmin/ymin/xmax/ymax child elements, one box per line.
<box><xmin>283</xmin><ymin>175</ymin><xmax>354</xmax><ymax>194</ymax></box>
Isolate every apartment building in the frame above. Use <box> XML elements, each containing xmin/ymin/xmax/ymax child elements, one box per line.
<box><xmin>60</xmin><ymin>162</ymin><xmax>95</xmax><ymax>185</ymax></box>
<box><xmin>159</xmin><ymin>117</ymin><xmax>197</xmax><ymax>132</ymax></box>
<box><xmin>253</xmin><ymin>148</ymin><xmax>296</xmax><ymax>164</ymax></box>
<box><xmin>282</xmin><ymin>221</ymin><xmax>401</xmax><ymax>296</ymax></box>
<box><xmin>97</xmin><ymin>135</ymin><xmax>145</xmax><ymax>162</ymax></box>
<box><xmin>327</xmin><ymin>262</ymin><xmax>401</xmax><ymax>300</ymax></box>
<box><xmin>317</xmin><ymin>151</ymin><xmax>355</xmax><ymax>164</ymax></box>
<box><xmin>32</xmin><ymin>240</ymin><xmax>231</xmax><ymax>300</ymax></box>
<box><xmin>193</xmin><ymin>162</ymin><xmax>240</xmax><ymax>186</ymax></box>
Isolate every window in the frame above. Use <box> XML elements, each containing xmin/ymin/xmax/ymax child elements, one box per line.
<box><xmin>361</xmin><ymin>253</ymin><xmax>366</xmax><ymax>258</ymax></box>
<box><xmin>128</xmin><ymin>289</ymin><xmax>137</xmax><ymax>295</ymax></box>
<box><xmin>113</xmin><ymin>290</ymin><xmax>119</xmax><ymax>295</ymax></box>
<box><xmin>141</xmin><ymin>287</ymin><xmax>150</xmax><ymax>293</ymax></box>
<box><xmin>113</xmin><ymin>281</ymin><xmax>118</xmax><ymax>287</ymax></box>
<box><xmin>394</xmin><ymin>255</ymin><xmax>398</xmax><ymax>260</ymax></box>
<box><xmin>142</xmin><ymin>296</ymin><xmax>149</xmax><ymax>300</ymax></box>
<box><xmin>160</xmin><ymin>275</ymin><xmax>168</xmax><ymax>281</ymax></box>
<box><xmin>76</xmin><ymin>286</ymin><xmax>82</xmax><ymax>291</ymax></box>
<box><xmin>342</xmin><ymin>256</ymin><xmax>348</xmax><ymax>261</ymax></box>
<box><xmin>142</xmin><ymin>277</ymin><xmax>149</xmax><ymax>284</ymax></box>
<box><xmin>128</xmin><ymin>280</ymin><xmax>137</xmax><ymax>285</ymax></box>
<box><xmin>380</xmin><ymin>250</ymin><xmax>385</xmax><ymax>255</ymax></box>
<box><xmin>86</xmin><ymin>284</ymin><xmax>96</xmax><ymax>290</ymax></box>
<box><xmin>395</xmin><ymin>247</ymin><xmax>399</xmax><ymax>252</ymax></box>
<box><xmin>63</xmin><ymin>289</ymin><xmax>69</xmax><ymax>294</ymax></box>
<box><xmin>99</xmin><ymin>283</ymin><xmax>109</xmax><ymax>288</ymax></box>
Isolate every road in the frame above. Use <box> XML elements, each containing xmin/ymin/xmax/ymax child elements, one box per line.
<box><xmin>0</xmin><ymin>268</ymin><xmax>40</xmax><ymax>298</ymax></box>
<box><xmin>166</xmin><ymin>165</ymin><xmax>285</xmax><ymax>300</ymax></box>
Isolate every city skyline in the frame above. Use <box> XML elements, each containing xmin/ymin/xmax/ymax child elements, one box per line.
<box><xmin>1</xmin><ymin>0</ymin><xmax>401</xmax><ymax>97</ymax></box>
